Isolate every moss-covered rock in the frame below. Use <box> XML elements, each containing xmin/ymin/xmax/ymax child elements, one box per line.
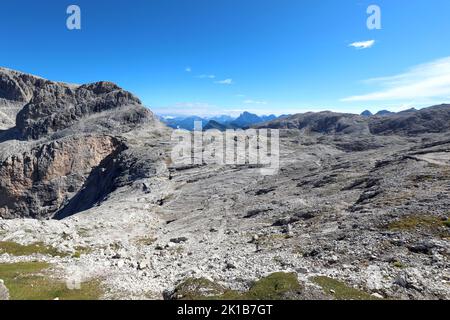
<box><xmin>169</xmin><ymin>277</ymin><xmax>229</xmax><ymax>300</ymax></box>
<box><xmin>170</xmin><ymin>272</ymin><xmax>303</xmax><ymax>300</ymax></box>
<box><xmin>244</xmin><ymin>272</ymin><xmax>302</xmax><ymax>300</ymax></box>
<box><xmin>312</xmin><ymin>276</ymin><xmax>378</xmax><ymax>300</ymax></box>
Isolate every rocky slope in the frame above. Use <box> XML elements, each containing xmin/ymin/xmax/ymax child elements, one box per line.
<box><xmin>0</xmin><ymin>68</ymin><xmax>448</xmax><ymax>300</ymax></box>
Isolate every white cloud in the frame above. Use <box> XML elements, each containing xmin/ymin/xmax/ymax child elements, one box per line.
<box><xmin>185</xmin><ymin>67</ymin><xmax>192</xmax><ymax>72</ymax></box>
<box><xmin>243</xmin><ymin>99</ymin><xmax>267</xmax><ymax>105</ymax></box>
<box><xmin>215</xmin><ymin>78</ymin><xmax>233</xmax><ymax>85</ymax></box>
<box><xmin>349</xmin><ymin>40</ymin><xmax>375</xmax><ymax>49</ymax></box>
<box><xmin>196</xmin><ymin>74</ymin><xmax>216</xmax><ymax>79</ymax></box>
<box><xmin>342</xmin><ymin>56</ymin><xmax>450</xmax><ymax>102</ymax></box>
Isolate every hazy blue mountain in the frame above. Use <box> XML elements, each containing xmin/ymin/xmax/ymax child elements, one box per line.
<box><xmin>261</xmin><ymin>114</ymin><xmax>277</xmax><ymax>122</ymax></box>
<box><xmin>230</xmin><ymin>112</ymin><xmax>276</xmax><ymax>127</ymax></box>
<box><xmin>203</xmin><ymin>120</ymin><xmax>241</xmax><ymax>131</ymax></box>
<box><xmin>375</xmin><ymin>110</ymin><xmax>394</xmax><ymax>116</ymax></box>
<box><xmin>161</xmin><ymin>112</ymin><xmax>280</xmax><ymax>130</ymax></box>
<box><xmin>163</xmin><ymin>116</ymin><xmax>206</xmax><ymax>130</ymax></box>
<box><xmin>361</xmin><ymin>110</ymin><xmax>373</xmax><ymax>117</ymax></box>
<box><xmin>208</xmin><ymin>115</ymin><xmax>235</xmax><ymax>124</ymax></box>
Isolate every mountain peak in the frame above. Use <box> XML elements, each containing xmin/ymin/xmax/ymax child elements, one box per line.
<box><xmin>361</xmin><ymin>110</ymin><xmax>373</xmax><ymax>117</ymax></box>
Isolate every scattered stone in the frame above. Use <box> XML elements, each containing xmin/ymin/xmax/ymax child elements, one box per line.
<box><xmin>328</xmin><ymin>255</ymin><xmax>339</xmax><ymax>264</ymax></box>
<box><xmin>303</xmin><ymin>249</ymin><xmax>320</xmax><ymax>258</ymax></box>
<box><xmin>0</xmin><ymin>280</ymin><xmax>9</xmax><ymax>300</ymax></box>
<box><xmin>408</xmin><ymin>242</ymin><xmax>435</xmax><ymax>255</ymax></box>
<box><xmin>225</xmin><ymin>262</ymin><xmax>236</xmax><ymax>270</ymax></box>
<box><xmin>170</xmin><ymin>237</ymin><xmax>188</xmax><ymax>244</ymax></box>
<box><xmin>138</xmin><ymin>260</ymin><xmax>149</xmax><ymax>270</ymax></box>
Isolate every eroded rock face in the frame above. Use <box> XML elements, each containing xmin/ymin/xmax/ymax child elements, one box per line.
<box><xmin>16</xmin><ymin>81</ymin><xmax>150</xmax><ymax>140</ymax></box>
<box><xmin>0</xmin><ymin>67</ymin><xmax>164</xmax><ymax>219</ymax></box>
<box><xmin>0</xmin><ymin>68</ymin><xmax>35</xmax><ymax>102</ymax></box>
<box><xmin>0</xmin><ymin>135</ymin><xmax>124</xmax><ymax>219</ymax></box>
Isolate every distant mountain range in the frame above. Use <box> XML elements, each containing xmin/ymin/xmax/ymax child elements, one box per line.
<box><xmin>160</xmin><ymin>112</ymin><xmax>280</xmax><ymax>131</ymax></box>
<box><xmin>159</xmin><ymin>107</ymin><xmax>443</xmax><ymax>133</ymax></box>
<box><xmin>361</xmin><ymin>110</ymin><xmax>395</xmax><ymax>117</ymax></box>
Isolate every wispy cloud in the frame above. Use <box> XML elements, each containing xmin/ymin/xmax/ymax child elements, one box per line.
<box><xmin>185</xmin><ymin>66</ymin><xmax>192</xmax><ymax>72</ymax></box>
<box><xmin>196</xmin><ymin>74</ymin><xmax>216</xmax><ymax>79</ymax></box>
<box><xmin>342</xmin><ymin>56</ymin><xmax>450</xmax><ymax>102</ymax></box>
<box><xmin>154</xmin><ymin>102</ymin><xmax>243</xmax><ymax>117</ymax></box>
<box><xmin>349</xmin><ymin>40</ymin><xmax>375</xmax><ymax>49</ymax></box>
<box><xmin>243</xmin><ymin>99</ymin><xmax>267</xmax><ymax>105</ymax></box>
<box><xmin>155</xmin><ymin>102</ymin><xmax>220</xmax><ymax>116</ymax></box>
<box><xmin>215</xmin><ymin>78</ymin><xmax>233</xmax><ymax>85</ymax></box>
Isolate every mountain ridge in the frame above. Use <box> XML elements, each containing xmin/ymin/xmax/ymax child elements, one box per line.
<box><xmin>255</xmin><ymin>104</ymin><xmax>450</xmax><ymax>136</ymax></box>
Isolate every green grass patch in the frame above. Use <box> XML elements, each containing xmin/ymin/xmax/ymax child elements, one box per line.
<box><xmin>392</xmin><ymin>261</ymin><xmax>405</xmax><ymax>269</ymax></box>
<box><xmin>244</xmin><ymin>272</ymin><xmax>302</xmax><ymax>300</ymax></box>
<box><xmin>0</xmin><ymin>241</ymin><xmax>68</xmax><ymax>257</ymax></box>
<box><xmin>72</xmin><ymin>246</ymin><xmax>93</xmax><ymax>258</ymax></box>
<box><xmin>171</xmin><ymin>277</ymin><xmax>229</xmax><ymax>300</ymax></box>
<box><xmin>312</xmin><ymin>276</ymin><xmax>377</xmax><ymax>300</ymax></box>
<box><xmin>0</xmin><ymin>261</ymin><xmax>103</xmax><ymax>300</ymax></box>
<box><xmin>172</xmin><ymin>272</ymin><xmax>302</xmax><ymax>300</ymax></box>
<box><xmin>135</xmin><ymin>237</ymin><xmax>157</xmax><ymax>246</ymax></box>
<box><xmin>444</xmin><ymin>219</ymin><xmax>450</xmax><ymax>228</ymax></box>
<box><xmin>387</xmin><ymin>215</ymin><xmax>450</xmax><ymax>238</ymax></box>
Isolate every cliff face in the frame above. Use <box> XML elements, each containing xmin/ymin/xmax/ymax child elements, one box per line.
<box><xmin>0</xmin><ymin>135</ymin><xmax>124</xmax><ymax>219</ymax></box>
<box><xmin>0</xmin><ymin>67</ymin><xmax>167</xmax><ymax>219</ymax></box>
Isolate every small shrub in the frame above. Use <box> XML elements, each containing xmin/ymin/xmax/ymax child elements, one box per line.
<box><xmin>392</xmin><ymin>261</ymin><xmax>405</xmax><ymax>269</ymax></box>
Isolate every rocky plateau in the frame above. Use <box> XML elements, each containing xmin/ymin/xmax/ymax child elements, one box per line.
<box><xmin>0</xmin><ymin>67</ymin><xmax>448</xmax><ymax>300</ymax></box>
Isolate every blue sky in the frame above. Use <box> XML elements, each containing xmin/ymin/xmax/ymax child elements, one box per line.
<box><xmin>1</xmin><ymin>0</ymin><xmax>450</xmax><ymax>116</ymax></box>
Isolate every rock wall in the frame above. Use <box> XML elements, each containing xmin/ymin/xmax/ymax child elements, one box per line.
<box><xmin>0</xmin><ymin>135</ymin><xmax>124</xmax><ymax>219</ymax></box>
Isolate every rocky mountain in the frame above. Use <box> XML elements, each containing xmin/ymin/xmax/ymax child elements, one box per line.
<box><xmin>0</xmin><ymin>67</ymin><xmax>168</xmax><ymax>219</ymax></box>
<box><xmin>375</xmin><ymin>110</ymin><xmax>394</xmax><ymax>116</ymax></box>
<box><xmin>255</xmin><ymin>111</ymin><xmax>371</xmax><ymax>135</ymax></box>
<box><xmin>256</xmin><ymin>105</ymin><xmax>450</xmax><ymax>136</ymax></box>
<box><xmin>369</xmin><ymin>104</ymin><xmax>450</xmax><ymax>135</ymax></box>
<box><xmin>0</xmin><ymin>68</ymin><xmax>448</xmax><ymax>301</ymax></box>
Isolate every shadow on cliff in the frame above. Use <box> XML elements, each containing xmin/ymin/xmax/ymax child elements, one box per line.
<box><xmin>0</xmin><ymin>127</ymin><xmax>22</xmax><ymax>143</ymax></box>
<box><xmin>53</xmin><ymin>144</ymin><xmax>127</xmax><ymax>220</ymax></box>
